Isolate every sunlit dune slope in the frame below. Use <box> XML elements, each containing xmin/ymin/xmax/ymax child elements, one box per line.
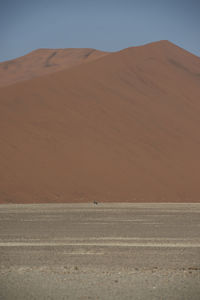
<box><xmin>0</xmin><ymin>40</ymin><xmax>200</xmax><ymax>203</ymax></box>
<box><xmin>0</xmin><ymin>48</ymin><xmax>109</xmax><ymax>87</ymax></box>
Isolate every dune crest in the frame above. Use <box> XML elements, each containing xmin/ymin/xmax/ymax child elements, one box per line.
<box><xmin>0</xmin><ymin>48</ymin><xmax>109</xmax><ymax>87</ymax></box>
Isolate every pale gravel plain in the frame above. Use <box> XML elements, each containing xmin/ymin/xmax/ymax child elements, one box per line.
<box><xmin>0</xmin><ymin>203</ymin><xmax>200</xmax><ymax>300</ymax></box>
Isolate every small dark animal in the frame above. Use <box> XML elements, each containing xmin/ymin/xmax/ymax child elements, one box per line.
<box><xmin>93</xmin><ymin>201</ymin><xmax>98</xmax><ymax>205</ymax></box>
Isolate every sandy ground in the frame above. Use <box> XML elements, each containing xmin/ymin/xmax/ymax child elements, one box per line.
<box><xmin>0</xmin><ymin>203</ymin><xmax>200</xmax><ymax>299</ymax></box>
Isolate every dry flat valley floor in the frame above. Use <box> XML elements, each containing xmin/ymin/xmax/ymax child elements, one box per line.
<box><xmin>0</xmin><ymin>203</ymin><xmax>200</xmax><ymax>299</ymax></box>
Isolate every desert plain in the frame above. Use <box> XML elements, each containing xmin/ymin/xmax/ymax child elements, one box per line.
<box><xmin>0</xmin><ymin>203</ymin><xmax>200</xmax><ymax>300</ymax></box>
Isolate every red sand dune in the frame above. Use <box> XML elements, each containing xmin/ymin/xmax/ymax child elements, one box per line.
<box><xmin>0</xmin><ymin>40</ymin><xmax>200</xmax><ymax>203</ymax></box>
<box><xmin>0</xmin><ymin>48</ymin><xmax>109</xmax><ymax>87</ymax></box>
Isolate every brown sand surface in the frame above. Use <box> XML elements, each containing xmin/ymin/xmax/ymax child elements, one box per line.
<box><xmin>1</xmin><ymin>203</ymin><xmax>200</xmax><ymax>300</ymax></box>
<box><xmin>0</xmin><ymin>40</ymin><xmax>200</xmax><ymax>203</ymax></box>
<box><xmin>0</xmin><ymin>48</ymin><xmax>109</xmax><ymax>87</ymax></box>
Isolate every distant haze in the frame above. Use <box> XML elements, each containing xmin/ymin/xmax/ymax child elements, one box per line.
<box><xmin>1</xmin><ymin>0</ymin><xmax>200</xmax><ymax>62</ymax></box>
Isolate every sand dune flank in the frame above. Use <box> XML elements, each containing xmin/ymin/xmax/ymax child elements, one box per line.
<box><xmin>0</xmin><ymin>40</ymin><xmax>200</xmax><ymax>203</ymax></box>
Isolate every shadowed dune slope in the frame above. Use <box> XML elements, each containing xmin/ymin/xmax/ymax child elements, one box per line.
<box><xmin>0</xmin><ymin>48</ymin><xmax>109</xmax><ymax>87</ymax></box>
<box><xmin>0</xmin><ymin>40</ymin><xmax>200</xmax><ymax>203</ymax></box>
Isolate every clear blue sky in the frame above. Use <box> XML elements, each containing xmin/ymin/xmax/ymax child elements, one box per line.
<box><xmin>1</xmin><ymin>0</ymin><xmax>200</xmax><ymax>62</ymax></box>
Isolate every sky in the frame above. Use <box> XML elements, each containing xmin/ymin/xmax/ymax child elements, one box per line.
<box><xmin>0</xmin><ymin>0</ymin><xmax>200</xmax><ymax>62</ymax></box>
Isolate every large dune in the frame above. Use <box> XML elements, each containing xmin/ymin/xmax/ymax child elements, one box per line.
<box><xmin>0</xmin><ymin>48</ymin><xmax>109</xmax><ymax>87</ymax></box>
<box><xmin>0</xmin><ymin>40</ymin><xmax>200</xmax><ymax>203</ymax></box>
